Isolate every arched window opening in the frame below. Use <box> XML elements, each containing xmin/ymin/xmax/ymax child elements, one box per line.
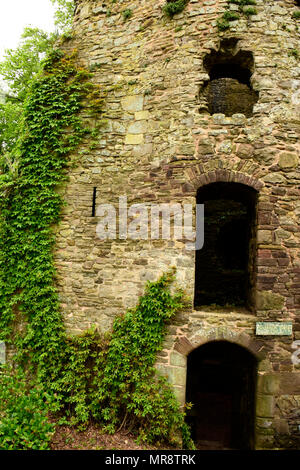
<box><xmin>194</xmin><ymin>182</ymin><xmax>257</xmax><ymax>311</ymax></box>
<box><xmin>186</xmin><ymin>341</ymin><xmax>257</xmax><ymax>450</ymax></box>
<box><xmin>200</xmin><ymin>39</ymin><xmax>259</xmax><ymax>117</ymax></box>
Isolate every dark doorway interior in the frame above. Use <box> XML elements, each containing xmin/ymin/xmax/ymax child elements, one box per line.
<box><xmin>186</xmin><ymin>341</ymin><xmax>257</xmax><ymax>450</ymax></box>
<box><xmin>194</xmin><ymin>182</ymin><xmax>257</xmax><ymax>310</ymax></box>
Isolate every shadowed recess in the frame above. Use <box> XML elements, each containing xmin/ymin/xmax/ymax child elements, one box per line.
<box><xmin>200</xmin><ymin>39</ymin><xmax>259</xmax><ymax>117</ymax></box>
<box><xmin>194</xmin><ymin>182</ymin><xmax>258</xmax><ymax>310</ymax></box>
<box><xmin>186</xmin><ymin>341</ymin><xmax>257</xmax><ymax>450</ymax></box>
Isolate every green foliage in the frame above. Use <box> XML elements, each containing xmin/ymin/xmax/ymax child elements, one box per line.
<box><xmin>228</xmin><ymin>0</ymin><xmax>256</xmax><ymax>5</ymax></box>
<box><xmin>0</xmin><ymin>28</ymin><xmax>55</xmax><ymax>101</ymax></box>
<box><xmin>217</xmin><ymin>10</ymin><xmax>239</xmax><ymax>31</ymax></box>
<box><xmin>217</xmin><ymin>0</ymin><xmax>257</xmax><ymax>31</ymax></box>
<box><xmin>0</xmin><ymin>91</ymin><xmax>193</xmax><ymax>447</ymax></box>
<box><xmin>0</xmin><ymin>366</ymin><xmax>55</xmax><ymax>449</ymax></box>
<box><xmin>163</xmin><ymin>0</ymin><xmax>188</xmax><ymax>18</ymax></box>
<box><xmin>223</xmin><ymin>11</ymin><xmax>240</xmax><ymax>22</ymax></box>
<box><xmin>0</xmin><ymin>27</ymin><xmax>55</xmax><ymax>157</ymax></box>
<box><xmin>0</xmin><ymin>48</ymin><xmax>102</xmax><ymax>445</ymax></box>
<box><xmin>217</xmin><ymin>18</ymin><xmax>231</xmax><ymax>32</ymax></box>
<box><xmin>0</xmin><ymin>101</ymin><xmax>23</xmax><ymax>155</ymax></box>
<box><xmin>292</xmin><ymin>11</ymin><xmax>300</xmax><ymax>19</ymax></box>
<box><xmin>122</xmin><ymin>9</ymin><xmax>133</xmax><ymax>21</ymax></box>
<box><xmin>50</xmin><ymin>0</ymin><xmax>75</xmax><ymax>32</ymax></box>
<box><xmin>288</xmin><ymin>48</ymin><xmax>299</xmax><ymax>59</ymax></box>
<box><xmin>0</xmin><ymin>49</ymin><xmax>93</xmax><ymax>359</ymax></box>
<box><xmin>94</xmin><ymin>270</ymin><xmax>193</xmax><ymax>447</ymax></box>
<box><xmin>41</xmin><ymin>329</ymin><xmax>107</xmax><ymax>425</ymax></box>
<box><xmin>0</xmin><ymin>2</ymin><xmax>74</xmax><ymax>158</ymax></box>
<box><xmin>244</xmin><ymin>7</ymin><xmax>257</xmax><ymax>16</ymax></box>
<box><xmin>44</xmin><ymin>272</ymin><xmax>194</xmax><ymax>448</ymax></box>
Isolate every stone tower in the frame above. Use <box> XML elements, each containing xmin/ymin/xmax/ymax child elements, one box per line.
<box><xmin>56</xmin><ymin>0</ymin><xmax>300</xmax><ymax>449</ymax></box>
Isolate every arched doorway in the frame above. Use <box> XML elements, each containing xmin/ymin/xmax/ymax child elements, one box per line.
<box><xmin>186</xmin><ymin>341</ymin><xmax>257</xmax><ymax>450</ymax></box>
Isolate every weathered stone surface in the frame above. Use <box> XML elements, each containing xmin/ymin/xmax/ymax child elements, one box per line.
<box><xmin>278</xmin><ymin>152</ymin><xmax>299</xmax><ymax>170</ymax></box>
<box><xmin>256</xmin><ymin>291</ymin><xmax>285</xmax><ymax>310</ymax></box>
<box><xmin>257</xmin><ymin>230</ymin><xmax>273</xmax><ymax>244</ymax></box>
<box><xmin>125</xmin><ymin>133</ymin><xmax>144</xmax><ymax>145</ymax></box>
<box><xmin>132</xmin><ymin>143</ymin><xmax>153</xmax><ymax>157</ymax></box>
<box><xmin>0</xmin><ymin>342</ymin><xmax>5</xmax><ymax>364</ymax></box>
<box><xmin>121</xmin><ymin>95</ymin><xmax>144</xmax><ymax>112</ymax></box>
<box><xmin>257</xmin><ymin>375</ymin><xmax>280</xmax><ymax>395</ymax></box>
<box><xmin>174</xmin><ymin>337</ymin><xmax>194</xmax><ymax>355</ymax></box>
<box><xmin>156</xmin><ymin>364</ymin><xmax>186</xmax><ymax>387</ymax></box>
<box><xmin>218</xmin><ymin>140</ymin><xmax>232</xmax><ymax>154</ymax></box>
<box><xmin>236</xmin><ymin>144</ymin><xmax>254</xmax><ymax>159</ymax></box>
<box><xmin>274</xmin><ymin>418</ymin><xmax>289</xmax><ymax>435</ymax></box>
<box><xmin>135</xmin><ymin>111</ymin><xmax>150</xmax><ymax>121</ymax></box>
<box><xmin>170</xmin><ymin>351</ymin><xmax>186</xmax><ymax>368</ymax></box>
<box><xmin>256</xmin><ymin>394</ymin><xmax>274</xmax><ymax>418</ymax></box>
<box><xmin>263</xmin><ymin>173</ymin><xmax>287</xmax><ymax>184</ymax></box>
<box><xmin>279</xmin><ymin>373</ymin><xmax>300</xmax><ymax>395</ymax></box>
<box><xmin>204</xmin><ymin>78</ymin><xmax>258</xmax><ymax>117</ymax></box>
<box><xmin>127</xmin><ymin>121</ymin><xmax>148</xmax><ymax>134</ymax></box>
<box><xmin>173</xmin><ymin>386</ymin><xmax>186</xmax><ymax>405</ymax></box>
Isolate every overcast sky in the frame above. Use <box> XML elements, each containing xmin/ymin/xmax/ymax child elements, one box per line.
<box><xmin>0</xmin><ymin>0</ymin><xmax>56</xmax><ymax>60</ymax></box>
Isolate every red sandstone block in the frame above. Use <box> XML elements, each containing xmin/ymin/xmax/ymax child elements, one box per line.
<box><xmin>257</xmin><ymin>203</ymin><xmax>274</xmax><ymax>211</ymax></box>
<box><xmin>197</xmin><ymin>175</ymin><xmax>208</xmax><ymax>187</ymax></box>
<box><xmin>257</xmin><ymin>267</ymin><xmax>271</xmax><ymax>274</ymax></box>
<box><xmin>287</xmin><ymin>189</ymin><xmax>300</xmax><ymax>196</ymax></box>
<box><xmin>257</xmin><ymin>275</ymin><xmax>276</xmax><ymax>283</ymax></box>
<box><xmin>258</xmin><ymin>213</ymin><xmax>271</xmax><ymax>224</ymax></box>
<box><xmin>272</xmin><ymin>188</ymin><xmax>286</xmax><ymax>196</ymax></box>
<box><xmin>277</xmin><ymin>259</ymin><xmax>290</xmax><ymax>267</ymax></box>
<box><xmin>290</xmin><ymin>284</ymin><xmax>300</xmax><ymax>290</ymax></box>
<box><xmin>271</xmin><ymin>251</ymin><xmax>288</xmax><ymax>258</ymax></box>
<box><xmin>294</xmin><ymin>296</ymin><xmax>300</xmax><ymax>306</ymax></box>
<box><xmin>182</xmin><ymin>182</ymin><xmax>194</xmax><ymax>193</ymax></box>
<box><xmin>257</xmin><ymin>259</ymin><xmax>277</xmax><ymax>266</ymax></box>
<box><xmin>258</xmin><ymin>250</ymin><xmax>272</xmax><ymax>258</ymax></box>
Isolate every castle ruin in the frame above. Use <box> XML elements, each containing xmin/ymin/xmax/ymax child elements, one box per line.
<box><xmin>54</xmin><ymin>0</ymin><xmax>300</xmax><ymax>449</ymax></box>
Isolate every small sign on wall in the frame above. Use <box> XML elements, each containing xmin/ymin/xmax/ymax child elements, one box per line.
<box><xmin>0</xmin><ymin>342</ymin><xmax>5</xmax><ymax>364</ymax></box>
<box><xmin>256</xmin><ymin>322</ymin><xmax>293</xmax><ymax>336</ymax></box>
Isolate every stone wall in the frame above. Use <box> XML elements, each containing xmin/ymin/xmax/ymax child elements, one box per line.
<box><xmin>55</xmin><ymin>0</ymin><xmax>300</xmax><ymax>448</ymax></box>
<box><xmin>204</xmin><ymin>77</ymin><xmax>259</xmax><ymax>116</ymax></box>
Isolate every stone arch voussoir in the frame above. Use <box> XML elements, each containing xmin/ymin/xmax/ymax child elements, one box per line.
<box><xmin>185</xmin><ymin>168</ymin><xmax>264</xmax><ymax>193</ymax></box>
<box><xmin>174</xmin><ymin>328</ymin><xmax>267</xmax><ymax>361</ymax></box>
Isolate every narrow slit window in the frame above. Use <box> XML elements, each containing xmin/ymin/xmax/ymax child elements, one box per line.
<box><xmin>92</xmin><ymin>187</ymin><xmax>97</xmax><ymax>217</ymax></box>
